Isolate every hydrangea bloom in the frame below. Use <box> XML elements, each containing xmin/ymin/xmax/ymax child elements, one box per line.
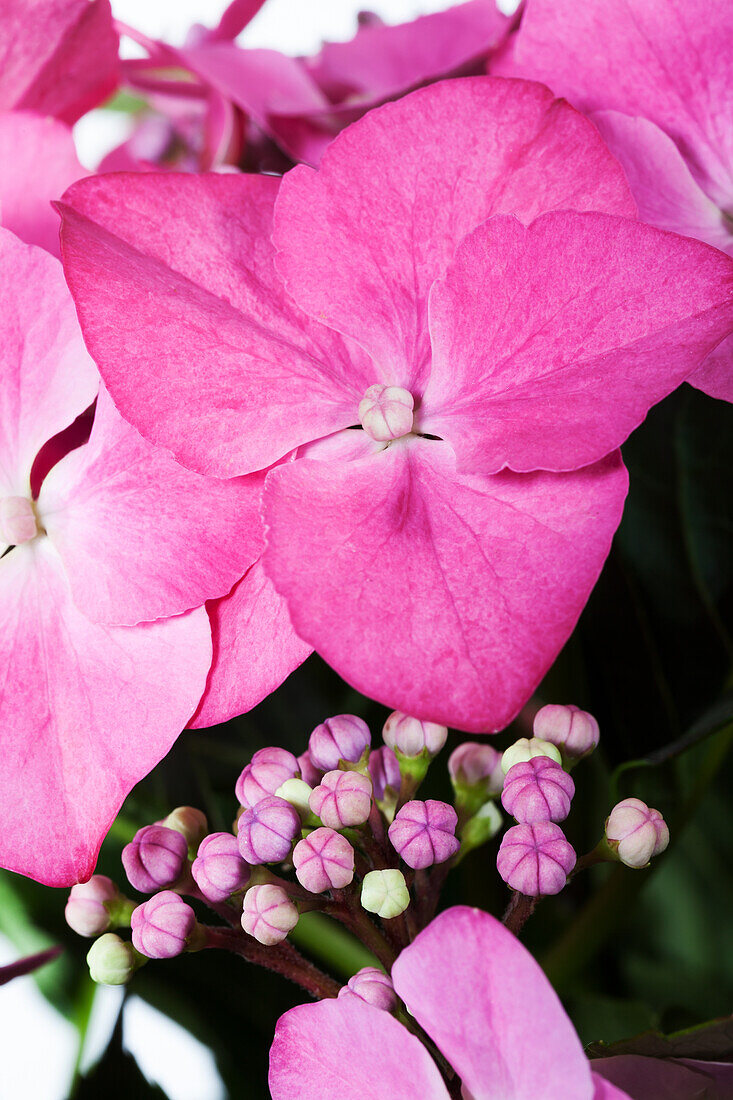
<box><xmin>58</xmin><ymin>78</ymin><xmax>733</xmax><ymax>731</ymax></box>
<box><xmin>269</xmin><ymin>906</ymin><xmax>630</xmax><ymax>1098</ymax></box>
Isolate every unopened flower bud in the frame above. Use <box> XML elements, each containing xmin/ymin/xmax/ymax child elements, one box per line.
<box><xmin>382</xmin><ymin>712</ymin><xmax>447</xmax><ymax>758</ymax></box>
<box><xmin>501</xmin><ymin>737</ymin><xmax>561</xmax><ymax>775</ymax></box>
<box><xmin>241</xmin><ymin>884</ymin><xmax>299</xmax><ymax>945</ymax></box>
<box><xmin>276</xmin><ymin>777</ymin><xmax>314</xmax><ymax>819</ymax></box>
<box><xmin>497</xmin><ymin>822</ymin><xmax>576</xmax><ymax>896</ymax></box>
<box><xmin>309</xmin><ymin>770</ymin><xmax>372</xmax><ymax>829</ymax></box>
<box><xmin>163</xmin><ymin>807</ymin><xmax>208</xmax><ymax>851</ymax></box>
<box><xmin>131</xmin><ymin>892</ymin><xmax>200</xmax><ymax>959</ymax></box>
<box><xmin>237</xmin><ymin>795</ymin><xmax>301</xmax><ymax>865</ymax></box>
<box><xmin>533</xmin><ymin>704</ymin><xmax>600</xmax><ymax>762</ymax></box>
<box><xmin>87</xmin><ymin>933</ymin><xmax>144</xmax><ymax>986</ymax></box>
<box><xmin>297</xmin><ymin>750</ymin><xmax>323</xmax><ymax>788</ymax></box>
<box><xmin>388</xmin><ymin>800</ymin><xmax>459</xmax><ymax>869</ymax></box>
<box><xmin>65</xmin><ymin>876</ymin><xmax>132</xmax><ymax>938</ymax></box>
<box><xmin>358</xmin><ymin>384</ymin><xmax>414</xmax><ymax>442</ymax></box>
<box><xmin>501</xmin><ymin>757</ymin><xmax>575</xmax><ymax>824</ymax></box>
<box><xmin>338</xmin><ymin>967</ymin><xmax>398</xmax><ymax>1012</ymax></box>
<box><xmin>191</xmin><ymin>832</ymin><xmax>250</xmax><ymax>902</ymax></box>
<box><xmin>236</xmin><ymin>747</ymin><xmax>299</xmax><ymax>810</ymax></box>
<box><xmin>0</xmin><ymin>496</ymin><xmax>37</xmax><ymax>544</ymax></box>
<box><xmin>292</xmin><ymin>827</ymin><xmax>355</xmax><ymax>893</ymax></box>
<box><xmin>605</xmin><ymin>798</ymin><xmax>669</xmax><ymax>869</ymax></box>
<box><xmin>368</xmin><ymin>746</ymin><xmax>401</xmax><ymax>802</ymax></box>
<box><xmin>309</xmin><ymin>715</ymin><xmax>371</xmax><ymax>772</ymax></box>
<box><xmin>459</xmin><ymin>801</ymin><xmax>503</xmax><ymax>854</ymax></box>
<box><xmin>361</xmin><ymin>869</ymin><xmax>410</xmax><ymax>919</ymax></box>
<box><xmin>449</xmin><ymin>742</ymin><xmax>504</xmax><ymax>797</ymax></box>
<box><xmin>122</xmin><ymin>825</ymin><xmax>188</xmax><ymax>894</ymax></box>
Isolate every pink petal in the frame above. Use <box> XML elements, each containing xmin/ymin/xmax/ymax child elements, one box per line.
<box><xmin>592</xmin><ymin>1074</ymin><xmax>633</xmax><ymax>1099</ymax></box>
<box><xmin>0</xmin><ymin>230</ymin><xmax>98</xmax><ymax>498</ymax></box>
<box><xmin>58</xmin><ymin>172</ymin><xmax>374</xmax><ymax>476</ymax></box>
<box><xmin>36</xmin><ymin>388</ymin><xmax>264</xmax><ymax>626</ymax></box>
<box><xmin>593</xmin><ymin>1056</ymin><xmax>719</xmax><ymax>1099</ymax></box>
<box><xmin>272</xmin><ymin>77</ymin><xmax>635</xmax><ymax>387</ymax></box>
<box><xmin>0</xmin><ymin>112</ymin><xmax>84</xmax><ymax>255</ymax></box>
<box><xmin>691</xmin><ymin>334</ymin><xmax>733</xmax><ymax>403</ymax></box>
<box><xmin>0</xmin><ymin>0</ymin><xmax>119</xmax><ymax>125</ymax></box>
<box><xmin>263</xmin><ymin>437</ymin><xmax>628</xmax><ymax>732</ymax></box>
<box><xmin>392</xmin><ymin>906</ymin><xmax>593</xmax><ymax>1099</ymax></box>
<box><xmin>269</xmin><ymin>996</ymin><xmax>449</xmax><ymax>1100</ymax></box>
<box><xmin>190</xmin><ymin>559</ymin><xmax>312</xmax><ymax>729</ymax></box>
<box><xmin>208</xmin><ymin>0</ymin><xmax>268</xmax><ymax>42</ymax></box>
<box><xmin>0</xmin><ymin>540</ymin><xmax>211</xmax><ymax>886</ymax></box>
<box><xmin>424</xmin><ymin>212</ymin><xmax>733</xmax><ymax>474</ymax></box>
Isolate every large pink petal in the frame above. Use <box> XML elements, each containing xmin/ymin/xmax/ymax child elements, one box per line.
<box><xmin>0</xmin><ymin>112</ymin><xmax>84</xmax><ymax>255</ymax></box>
<box><xmin>0</xmin><ymin>539</ymin><xmax>211</xmax><ymax>886</ymax></box>
<box><xmin>58</xmin><ymin>172</ymin><xmax>374</xmax><ymax>477</ymax></box>
<box><xmin>190</xmin><ymin>559</ymin><xmax>312</xmax><ymax>729</ymax></box>
<box><xmin>37</xmin><ymin>388</ymin><xmax>264</xmax><ymax>626</ymax></box>
<box><xmin>392</xmin><ymin>906</ymin><xmax>593</xmax><ymax>1099</ymax></box>
<box><xmin>591</xmin><ymin>1074</ymin><xmax>633</xmax><ymax>1099</ymax></box>
<box><xmin>424</xmin><ymin>212</ymin><xmax>733</xmax><ymax>474</ymax></box>
<box><xmin>593</xmin><ymin>1056</ymin><xmax>725</xmax><ymax>1099</ymax></box>
<box><xmin>263</xmin><ymin>437</ymin><xmax>628</xmax><ymax>732</ymax></box>
<box><xmin>0</xmin><ymin>0</ymin><xmax>119</xmax><ymax>124</ymax></box>
<box><xmin>269</xmin><ymin>996</ymin><xmax>449</xmax><ymax>1100</ymax></box>
<box><xmin>0</xmin><ymin>229</ymin><xmax>98</xmax><ymax>498</ymax></box>
<box><xmin>691</xmin><ymin>335</ymin><xmax>733</xmax><ymax>403</ymax></box>
<box><xmin>272</xmin><ymin>77</ymin><xmax>635</xmax><ymax>388</ymax></box>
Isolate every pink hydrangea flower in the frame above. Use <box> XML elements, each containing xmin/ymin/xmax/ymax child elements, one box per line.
<box><xmin>269</xmin><ymin>906</ymin><xmax>630</xmax><ymax>1098</ymax></box>
<box><xmin>502</xmin><ymin>0</ymin><xmax>733</xmax><ymax>403</ymax></box>
<box><xmin>58</xmin><ymin>79</ymin><xmax>733</xmax><ymax>732</ymax></box>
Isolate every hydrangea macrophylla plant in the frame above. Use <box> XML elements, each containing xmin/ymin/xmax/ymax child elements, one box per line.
<box><xmin>501</xmin><ymin>0</ymin><xmax>733</xmax><ymax>403</ymax></box>
<box><xmin>58</xmin><ymin>77</ymin><xmax>733</xmax><ymax>731</ymax></box>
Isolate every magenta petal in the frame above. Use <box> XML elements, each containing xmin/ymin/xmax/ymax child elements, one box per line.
<box><xmin>273</xmin><ymin>77</ymin><xmax>635</xmax><ymax>387</ymax></box>
<box><xmin>191</xmin><ymin>559</ymin><xmax>312</xmax><ymax>728</ymax></box>
<box><xmin>37</xmin><ymin>388</ymin><xmax>264</xmax><ymax>626</ymax></box>
<box><xmin>0</xmin><ymin>541</ymin><xmax>211</xmax><ymax>886</ymax></box>
<box><xmin>392</xmin><ymin>906</ymin><xmax>593</xmax><ymax>1099</ymax></box>
<box><xmin>692</xmin><ymin>335</ymin><xmax>733</xmax><ymax>403</ymax></box>
<box><xmin>264</xmin><ymin>438</ymin><xmax>627</xmax><ymax>732</ymax></box>
<box><xmin>424</xmin><ymin>212</ymin><xmax>733</xmax><ymax>473</ymax></box>
<box><xmin>269</xmin><ymin>996</ymin><xmax>449</xmax><ymax>1099</ymax></box>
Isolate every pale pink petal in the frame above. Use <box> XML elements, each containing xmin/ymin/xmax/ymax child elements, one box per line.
<box><xmin>0</xmin><ymin>540</ymin><xmax>211</xmax><ymax>886</ymax></box>
<box><xmin>424</xmin><ymin>212</ymin><xmax>733</xmax><ymax>474</ymax></box>
<box><xmin>263</xmin><ymin>438</ymin><xmax>628</xmax><ymax>732</ymax></box>
<box><xmin>273</xmin><ymin>77</ymin><xmax>635</xmax><ymax>388</ymax></box>
<box><xmin>58</xmin><ymin>172</ymin><xmax>374</xmax><ymax>476</ymax></box>
<box><xmin>269</xmin><ymin>996</ymin><xmax>449</xmax><ymax>1100</ymax></box>
<box><xmin>36</xmin><ymin>388</ymin><xmax>264</xmax><ymax>626</ymax></box>
<box><xmin>691</xmin><ymin>335</ymin><xmax>733</xmax><ymax>403</ymax></box>
<box><xmin>392</xmin><ymin>906</ymin><xmax>593</xmax><ymax>1099</ymax></box>
<box><xmin>0</xmin><ymin>112</ymin><xmax>84</xmax><ymax>255</ymax></box>
<box><xmin>0</xmin><ymin>230</ymin><xmax>98</xmax><ymax>497</ymax></box>
<box><xmin>190</xmin><ymin>559</ymin><xmax>312</xmax><ymax>729</ymax></box>
<box><xmin>0</xmin><ymin>0</ymin><xmax>119</xmax><ymax>124</ymax></box>
<box><xmin>593</xmin><ymin>1056</ymin><xmax>723</xmax><ymax>1099</ymax></box>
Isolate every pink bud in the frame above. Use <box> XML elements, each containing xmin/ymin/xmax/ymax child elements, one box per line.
<box><xmin>237</xmin><ymin>795</ymin><xmax>301</xmax><ymax>865</ymax></box>
<box><xmin>122</xmin><ymin>825</ymin><xmax>188</xmax><ymax>894</ymax></box>
<box><xmin>131</xmin><ymin>892</ymin><xmax>196</xmax><ymax>959</ymax></box>
<box><xmin>309</xmin><ymin>770</ymin><xmax>373</xmax><ymax>829</ymax></box>
<box><xmin>191</xmin><ymin>832</ymin><xmax>250</xmax><ymax>902</ymax></box>
<box><xmin>358</xmin><ymin>384</ymin><xmax>414</xmax><ymax>442</ymax></box>
<box><xmin>368</xmin><ymin>746</ymin><xmax>401</xmax><ymax>801</ymax></box>
<box><xmin>383</xmin><ymin>712</ymin><xmax>447</xmax><ymax>757</ymax></box>
<box><xmin>497</xmin><ymin>822</ymin><xmax>576</xmax><ymax>896</ymax></box>
<box><xmin>0</xmin><ymin>496</ymin><xmax>37</xmax><ymax>544</ymax></box>
<box><xmin>533</xmin><ymin>704</ymin><xmax>600</xmax><ymax>761</ymax></box>
<box><xmin>338</xmin><ymin>967</ymin><xmax>398</xmax><ymax>1012</ymax></box>
<box><xmin>292</xmin><ymin>827</ymin><xmax>355</xmax><ymax>893</ymax></box>
<box><xmin>65</xmin><ymin>876</ymin><xmax>119</xmax><ymax>937</ymax></box>
<box><xmin>241</xmin><ymin>884</ymin><xmax>298</xmax><ymax>945</ymax></box>
<box><xmin>308</xmin><ymin>715</ymin><xmax>370</xmax><ymax>771</ymax></box>
<box><xmin>297</xmin><ymin>750</ymin><xmax>323</xmax><ymax>788</ymax></box>
<box><xmin>235</xmin><ymin>747</ymin><xmax>299</xmax><ymax>810</ymax></box>
<box><xmin>501</xmin><ymin>757</ymin><xmax>575</xmax><ymax>824</ymax></box>
<box><xmin>605</xmin><ymin>798</ymin><xmax>669</xmax><ymax>868</ymax></box>
<box><xmin>388</xmin><ymin>800</ymin><xmax>459</xmax><ymax>869</ymax></box>
<box><xmin>448</xmin><ymin>742</ymin><xmax>504</xmax><ymax>796</ymax></box>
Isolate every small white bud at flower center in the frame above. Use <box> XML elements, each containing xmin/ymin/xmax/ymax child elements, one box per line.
<box><xmin>358</xmin><ymin>384</ymin><xmax>414</xmax><ymax>442</ymax></box>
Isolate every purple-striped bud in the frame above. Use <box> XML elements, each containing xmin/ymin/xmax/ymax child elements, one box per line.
<box><xmin>131</xmin><ymin>892</ymin><xmax>197</xmax><ymax>959</ymax></box>
<box><xmin>388</xmin><ymin>800</ymin><xmax>459</xmax><ymax>869</ymax></box>
<box><xmin>191</xmin><ymin>832</ymin><xmax>250</xmax><ymax>902</ymax></box>
<box><xmin>293</xmin><ymin>828</ymin><xmax>355</xmax><ymax>893</ymax></box>
<box><xmin>122</xmin><ymin>825</ymin><xmax>188</xmax><ymax>894</ymax></box>
<box><xmin>241</xmin><ymin>884</ymin><xmax>298</xmax><ymax>945</ymax></box>
<box><xmin>382</xmin><ymin>712</ymin><xmax>447</xmax><ymax>758</ymax></box>
<box><xmin>501</xmin><ymin>757</ymin><xmax>575</xmax><ymax>824</ymax></box>
<box><xmin>368</xmin><ymin>746</ymin><xmax>401</xmax><ymax>801</ymax></box>
<box><xmin>297</xmin><ymin>750</ymin><xmax>323</xmax><ymax>788</ymax></box>
<box><xmin>236</xmin><ymin>747</ymin><xmax>299</xmax><ymax>810</ymax></box>
<box><xmin>338</xmin><ymin>967</ymin><xmax>398</xmax><ymax>1012</ymax></box>
<box><xmin>237</xmin><ymin>795</ymin><xmax>301</xmax><ymax>865</ymax></box>
<box><xmin>65</xmin><ymin>876</ymin><xmax>124</xmax><ymax>938</ymax></box>
<box><xmin>448</xmin><ymin>742</ymin><xmax>504</xmax><ymax>797</ymax></box>
<box><xmin>308</xmin><ymin>715</ymin><xmax>370</xmax><ymax>771</ymax></box>
<box><xmin>605</xmin><ymin>798</ymin><xmax>669</xmax><ymax>869</ymax></box>
<box><xmin>533</xmin><ymin>704</ymin><xmax>600</xmax><ymax>762</ymax></box>
<box><xmin>497</xmin><ymin>822</ymin><xmax>576</xmax><ymax>896</ymax></box>
<box><xmin>309</xmin><ymin>770</ymin><xmax>372</xmax><ymax>829</ymax></box>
